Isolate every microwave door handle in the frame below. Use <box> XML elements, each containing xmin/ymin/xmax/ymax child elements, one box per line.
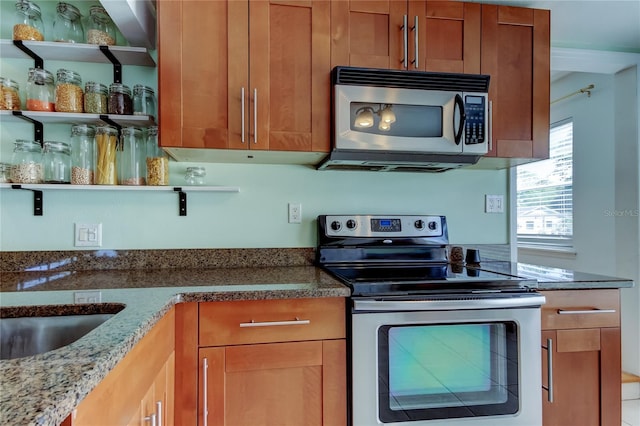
<box><xmin>454</xmin><ymin>94</ymin><xmax>466</xmax><ymax>145</ymax></box>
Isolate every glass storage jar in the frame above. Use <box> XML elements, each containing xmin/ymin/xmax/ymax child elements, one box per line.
<box><xmin>13</xmin><ymin>0</ymin><xmax>44</xmax><ymax>41</ymax></box>
<box><xmin>26</xmin><ymin>67</ymin><xmax>55</xmax><ymax>112</ymax></box>
<box><xmin>133</xmin><ymin>84</ymin><xmax>157</xmax><ymax>119</ymax></box>
<box><xmin>55</xmin><ymin>68</ymin><xmax>83</xmax><ymax>113</ymax></box>
<box><xmin>86</xmin><ymin>5</ymin><xmax>116</xmax><ymax>45</ymax></box>
<box><xmin>0</xmin><ymin>163</ymin><xmax>12</xmax><ymax>183</ymax></box>
<box><xmin>43</xmin><ymin>141</ymin><xmax>71</xmax><ymax>183</ymax></box>
<box><xmin>145</xmin><ymin>126</ymin><xmax>169</xmax><ymax>185</ymax></box>
<box><xmin>53</xmin><ymin>2</ymin><xmax>83</xmax><ymax>43</ymax></box>
<box><xmin>70</xmin><ymin>124</ymin><xmax>96</xmax><ymax>185</ymax></box>
<box><xmin>84</xmin><ymin>81</ymin><xmax>108</xmax><ymax>114</ymax></box>
<box><xmin>95</xmin><ymin>124</ymin><xmax>118</xmax><ymax>185</ymax></box>
<box><xmin>118</xmin><ymin>127</ymin><xmax>145</xmax><ymax>185</ymax></box>
<box><xmin>184</xmin><ymin>166</ymin><xmax>206</xmax><ymax>185</ymax></box>
<box><xmin>108</xmin><ymin>83</ymin><xmax>133</xmax><ymax>115</ymax></box>
<box><xmin>10</xmin><ymin>139</ymin><xmax>43</xmax><ymax>184</ymax></box>
<box><xmin>0</xmin><ymin>77</ymin><xmax>21</xmax><ymax>111</ymax></box>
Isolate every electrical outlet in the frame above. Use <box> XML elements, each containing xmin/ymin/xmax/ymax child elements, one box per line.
<box><xmin>74</xmin><ymin>290</ymin><xmax>102</xmax><ymax>304</ymax></box>
<box><xmin>75</xmin><ymin>223</ymin><xmax>102</xmax><ymax>247</ymax></box>
<box><xmin>485</xmin><ymin>195</ymin><xmax>505</xmax><ymax>213</ymax></box>
<box><xmin>288</xmin><ymin>203</ymin><xmax>302</xmax><ymax>224</ymax></box>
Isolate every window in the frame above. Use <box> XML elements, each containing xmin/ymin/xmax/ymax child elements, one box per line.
<box><xmin>516</xmin><ymin>119</ymin><xmax>573</xmax><ymax>247</ymax></box>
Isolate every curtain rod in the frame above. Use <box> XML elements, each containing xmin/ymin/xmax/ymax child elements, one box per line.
<box><xmin>551</xmin><ymin>84</ymin><xmax>595</xmax><ymax>105</ymax></box>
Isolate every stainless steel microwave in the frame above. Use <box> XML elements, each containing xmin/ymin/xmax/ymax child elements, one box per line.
<box><xmin>318</xmin><ymin>67</ymin><xmax>491</xmax><ymax>172</ymax></box>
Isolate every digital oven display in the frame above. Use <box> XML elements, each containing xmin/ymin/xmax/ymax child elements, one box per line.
<box><xmin>371</xmin><ymin>218</ymin><xmax>402</xmax><ymax>232</ymax></box>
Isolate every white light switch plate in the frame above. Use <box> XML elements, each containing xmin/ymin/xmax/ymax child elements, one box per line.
<box><xmin>74</xmin><ymin>223</ymin><xmax>103</xmax><ymax>247</ymax></box>
<box><xmin>485</xmin><ymin>195</ymin><xmax>505</xmax><ymax>213</ymax></box>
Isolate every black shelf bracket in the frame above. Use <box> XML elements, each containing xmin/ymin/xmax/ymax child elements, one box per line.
<box><xmin>12</xmin><ymin>111</ymin><xmax>43</xmax><ymax>146</ymax></box>
<box><xmin>173</xmin><ymin>187</ymin><xmax>187</xmax><ymax>216</ymax></box>
<box><xmin>98</xmin><ymin>115</ymin><xmax>122</xmax><ymax>130</ymax></box>
<box><xmin>11</xmin><ymin>184</ymin><xmax>43</xmax><ymax>216</ymax></box>
<box><xmin>99</xmin><ymin>45</ymin><xmax>122</xmax><ymax>83</ymax></box>
<box><xmin>13</xmin><ymin>40</ymin><xmax>44</xmax><ymax>69</ymax></box>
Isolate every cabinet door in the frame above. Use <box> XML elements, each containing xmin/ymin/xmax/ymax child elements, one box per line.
<box><xmin>158</xmin><ymin>0</ymin><xmax>249</xmax><ymax>149</ymax></box>
<box><xmin>199</xmin><ymin>340</ymin><xmax>346</xmax><ymax>426</ymax></box>
<box><xmin>481</xmin><ymin>5</ymin><xmax>550</xmax><ymax>159</ymax></box>
<box><xmin>541</xmin><ymin>328</ymin><xmax>621</xmax><ymax>426</ymax></box>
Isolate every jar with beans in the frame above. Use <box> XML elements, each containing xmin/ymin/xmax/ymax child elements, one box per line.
<box><xmin>118</xmin><ymin>127</ymin><xmax>145</xmax><ymax>185</ymax></box>
<box><xmin>53</xmin><ymin>2</ymin><xmax>83</xmax><ymax>43</ymax></box>
<box><xmin>55</xmin><ymin>68</ymin><xmax>83</xmax><ymax>113</ymax></box>
<box><xmin>84</xmin><ymin>81</ymin><xmax>108</xmax><ymax>114</ymax></box>
<box><xmin>70</xmin><ymin>124</ymin><xmax>96</xmax><ymax>185</ymax></box>
<box><xmin>0</xmin><ymin>77</ymin><xmax>22</xmax><ymax>111</ymax></box>
<box><xmin>13</xmin><ymin>0</ymin><xmax>44</xmax><ymax>41</ymax></box>
<box><xmin>108</xmin><ymin>83</ymin><xmax>133</xmax><ymax>115</ymax></box>
<box><xmin>26</xmin><ymin>68</ymin><xmax>55</xmax><ymax>112</ymax></box>
<box><xmin>145</xmin><ymin>127</ymin><xmax>169</xmax><ymax>185</ymax></box>
<box><xmin>86</xmin><ymin>5</ymin><xmax>116</xmax><ymax>45</ymax></box>
<box><xmin>10</xmin><ymin>140</ymin><xmax>43</xmax><ymax>184</ymax></box>
<box><xmin>95</xmin><ymin>125</ymin><xmax>118</xmax><ymax>185</ymax></box>
<box><xmin>43</xmin><ymin>141</ymin><xmax>71</xmax><ymax>183</ymax></box>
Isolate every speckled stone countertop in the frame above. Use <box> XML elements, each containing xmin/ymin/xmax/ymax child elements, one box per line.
<box><xmin>0</xmin><ymin>266</ymin><xmax>350</xmax><ymax>426</ymax></box>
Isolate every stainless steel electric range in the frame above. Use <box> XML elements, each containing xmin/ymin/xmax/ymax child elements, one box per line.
<box><xmin>316</xmin><ymin>214</ymin><xmax>545</xmax><ymax>426</ymax></box>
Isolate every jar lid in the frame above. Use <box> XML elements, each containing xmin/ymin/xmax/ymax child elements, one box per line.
<box><xmin>85</xmin><ymin>81</ymin><xmax>108</xmax><ymax>93</ymax></box>
<box><xmin>88</xmin><ymin>5</ymin><xmax>111</xmax><ymax>21</ymax></box>
<box><xmin>186</xmin><ymin>166</ymin><xmax>206</xmax><ymax>176</ymax></box>
<box><xmin>96</xmin><ymin>124</ymin><xmax>118</xmax><ymax>135</ymax></box>
<box><xmin>133</xmin><ymin>84</ymin><xmax>155</xmax><ymax>94</ymax></box>
<box><xmin>147</xmin><ymin>126</ymin><xmax>158</xmax><ymax>136</ymax></box>
<box><xmin>43</xmin><ymin>141</ymin><xmax>71</xmax><ymax>154</ymax></box>
<box><xmin>109</xmin><ymin>82</ymin><xmax>131</xmax><ymax>95</ymax></box>
<box><xmin>28</xmin><ymin>67</ymin><xmax>54</xmax><ymax>84</ymax></box>
<box><xmin>13</xmin><ymin>139</ymin><xmax>42</xmax><ymax>152</ymax></box>
<box><xmin>71</xmin><ymin>124</ymin><xmax>96</xmax><ymax>136</ymax></box>
<box><xmin>56</xmin><ymin>68</ymin><xmax>82</xmax><ymax>85</ymax></box>
<box><xmin>56</xmin><ymin>2</ymin><xmax>81</xmax><ymax>19</ymax></box>
<box><xmin>0</xmin><ymin>77</ymin><xmax>19</xmax><ymax>90</ymax></box>
<box><xmin>15</xmin><ymin>0</ymin><xmax>41</xmax><ymax>16</ymax></box>
<box><xmin>121</xmin><ymin>126</ymin><xmax>143</xmax><ymax>136</ymax></box>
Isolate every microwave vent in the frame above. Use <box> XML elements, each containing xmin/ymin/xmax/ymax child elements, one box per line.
<box><xmin>333</xmin><ymin>66</ymin><xmax>490</xmax><ymax>93</ymax></box>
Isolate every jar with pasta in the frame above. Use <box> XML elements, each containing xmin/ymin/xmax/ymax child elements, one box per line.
<box><xmin>145</xmin><ymin>126</ymin><xmax>169</xmax><ymax>185</ymax></box>
<box><xmin>118</xmin><ymin>127</ymin><xmax>145</xmax><ymax>185</ymax></box>
<box><xmin>70</xmin><ymin>124</ymin><xmax>96</xmax><ymax>185</ymax></box>
<box><xmin>43</xmin><ymin>141</ymin><xmax>71</xmax><ymax>183</ymax></box>
<box><xmin>13</xmin><ymin>0</ymin><xmax>44</xmax><ymax>41</ymax></box>
<box><xmin>84</xmin><ymin>81</ymin><xmax>108</xmax><ymax>114</ymax></box>
<box><xmin>86</xmin><ymin>5</ymin><xmax>116</xmax><ymax>45</ymax></box>
<box><xmin>10</xmin><ymin>139</ymin><xmax>43</xmax><ymax>184</ymax></box>
<box><xmin>55</xmin><ymin>68</ymin><xmax>83</xmax><ymax>113</ymax></box>
<box><xmin>0</xmin><ymin>77</ymin><xmax>21</xmax><ymax>111</ymax></box>
<box><xmin>26</xmin><ymin>67</ymin><xmax>55</xmax><ymax>112</ymax></box>
<box><xmin>95</xmin><ymin>125</ymin><xmax>118</xmax><ymax>185</ymax></box>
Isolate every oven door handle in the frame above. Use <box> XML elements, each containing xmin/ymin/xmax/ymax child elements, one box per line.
<box><xmin>352</xmin><ymin>295</ymin><xmax>545</xmax><ymax>311</ymax></box>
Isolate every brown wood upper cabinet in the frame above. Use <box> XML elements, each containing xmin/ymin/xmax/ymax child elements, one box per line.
<box><xmin>158</xmin><ymin>0</ymin><xmax>331</xmax><ymax>152</ymax></box>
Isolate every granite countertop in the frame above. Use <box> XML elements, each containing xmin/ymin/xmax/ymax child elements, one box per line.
<box><xmin>0</xmin><ymin>266</ymin><xmax>350</xmax><ymax>426</ymax></box>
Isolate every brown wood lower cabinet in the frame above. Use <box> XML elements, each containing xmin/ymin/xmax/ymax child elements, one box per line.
<box><xmin>540</xmin><ymin>290</ymin><xmax>621</xmax><ymax>426</ymax></box>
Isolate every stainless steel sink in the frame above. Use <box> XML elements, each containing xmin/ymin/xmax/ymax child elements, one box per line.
<box><xmin>0</xmin><ymin>304</ymin><xmax>124</xmax><ymax>360</ymax></box>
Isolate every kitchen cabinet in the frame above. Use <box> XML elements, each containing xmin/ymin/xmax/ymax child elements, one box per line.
<box><xmin>331</xmin><ymin>0</ymin><xmax>481</xmax><ymax>73</ymax></box>
<box><xmin>481</xmin><ymin>4</ymin><xmax>550</xmax><ymax>160</ymax></box>
<box><xmin>539</xmin><ymin>290</ymin><xmax>621</xmax><ymax>426</ymax></box>
<box><xmin>174</xmin><ymin>298</ymin><xmax>346</xmax><ymax>426</ymax></box>
<box><xmin>70</xmin><ymin>308</ymin><xmax>175</xmax><ymax>426</ymax></box>
<box><xmin>157</xmin><ymin>0</ymin><xmax>331</xmax><ymax>153</ymax></box>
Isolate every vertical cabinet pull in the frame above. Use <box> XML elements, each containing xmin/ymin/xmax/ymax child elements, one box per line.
<box><xmin>542</xmin><ymin>338</ymin><xmax>554</xmax><ymax>403</ymax></box>
<box><xmin>411</xmin><ymin>16</ymin><xmax>419</xmax><ymax>68</ymax></box>
<box><xmin>156</xmin><ymin>401</ymin><xmax>162</xmax><ymax>426</ymax></box>
<box><xmin>488</xmin><ymin>101</ymin><xmax>493</xmax><ymax>152</ymax></box>
<box><xmin>401</xmin><ymin>15</ymin><xmax>408</xmax><ymax>68</ymax></box>
<box><xmin>203</xmin><ymin>357</ymin><xmax>209</xmax><ymax>426</ymax></box>
<box><xmin>253</xmin><ymin>88</ymin><xmax>258</xmax><ymax>144</ymax></box>
<box><xmin>143</xmin><ymin>413</ymin><xmax>157</xmax><ymax>426</ymax></box>
<box><xmin>241</xmin><ymin>87</ymin><xmax>246</xmax><ymax>143</ymax></box>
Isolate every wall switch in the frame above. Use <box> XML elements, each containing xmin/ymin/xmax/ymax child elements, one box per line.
<box><xmin>74</xmin><ymin>223</ymin><xmax>102</xmax><ymax>247</ymax></box>
<box><xmin>485</xmin><ymin>195</ymin><xmax>505</xmax><ymax>213</ymax></box>
<box><xmin>288</xmin><ymin>203</ymin><xmax>302</xmax><ymax>223</ymax></box>
<box><xmin>74</xmin><ymin>290</ymin><xmax>102</xmax><ymax>304</ymax></box>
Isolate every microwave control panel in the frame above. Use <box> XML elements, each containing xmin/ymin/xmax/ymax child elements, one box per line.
<box><xmin>464</xmin><ymin>95</ymin><xmax>486</xmax><ymax>145</ymax></box>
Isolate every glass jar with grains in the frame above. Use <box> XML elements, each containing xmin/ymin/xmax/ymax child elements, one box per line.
<box><xmin>13</xmin><ymin>0</ymin><xmax>44</xmax><ymax>41</ymax></box>
<box><xmin>53</xmin><ymin>2</ymin><xmax>84</xmax><ymax>43</ymax></box>
<box><xmin>55</xmin><ymin>68</ymin><xmax>83</xmax><ymax>113</ymax></box>
<box><xmin>86</xmin><ymin>5</ymin><xmax>116</xmax><ymax>45</ymax></box>
<box><xmin>84</xmin><ymin>81</ymin><xmax>108</xmax><ymax>114</ymax></box>
<box><xmin>26</xmin><ymin>67</ymin><xmax>55</xmax><ymax>112</ymax></box>
<box><xmin>0</xmin><ymin>77</ymin><xmax>22</xmax><ymax>111</ymax></box>
<box><xmin>70</xmin><ymin>124</ymin><xmax>96</xmax><ymax>185</ymax></box>
<box><xmin>43</xmin><ymin>141</ymin><xmax>71</xmax><ymax>183</ymax></box>
<box><xmin>185</xmin><ymin>166</ymin><xmax>206</xmax><ymax>185</ymax></box>
<box><xmin>95</xmin><ymin>125</ymin><xmax>118</xmax><ymax>185</ymax></box>
<box><xmin>146</xmin><ymin>126</ymin><xmax>169</xmax><ymax>185</ymax></box>
<box><xmin>108</xmin><ymin>83</ymin><xmax>133</xmax><ymax>115</ymax></box>
<box><xmin>118</xmin><ymin>127</ymin><xmax>145</xmax><ymax>185</ymax></box>
<box><xmin>11</xmin><ymin>140</ymin><xmax>43</xmax><ymax>184</ymax></box>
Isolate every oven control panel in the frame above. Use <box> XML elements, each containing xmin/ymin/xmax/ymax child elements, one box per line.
<box><xmin>323</xmin><ymin>215</ymin><xmax>444</xmax><ymax>238</ymax></box>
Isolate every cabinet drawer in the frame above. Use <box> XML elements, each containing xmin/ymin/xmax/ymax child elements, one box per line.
<box><xmin>540</xmin><ymin>290</ymin><xmax>620</xmax><ymax>330</ymax></box>
<box><xmin>199</xmin><ymin>297</ymin><xmax>346</xmax><ymax>346</ymax></box>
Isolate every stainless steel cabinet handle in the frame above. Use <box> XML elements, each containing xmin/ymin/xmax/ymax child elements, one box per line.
<box><xmin>488</xmin><ymin>100</ymin><xmax>493</xmax><ymax>152</ymax></box>
<box><xmin>411</xmin><ymin>16</ymin><xmax>419</xmax><ymax>68</ymax></box>
<box><xmin>241</xmin><ymin>87</ymin><xmax>245</xmax><ymax>143</ymax></box>
<box><xmin>557</xmin><ymin>309</ymin><xmax>616</xmax><ymax>315</ymax></box>
<box><xmin>144</xmin><ymin>413</ymin><xmax>157</xmax><ymax>426</ymax></box>
<box><xmin>253</xmin><ymin>88</ymin><xmax>258</xmax><ymax>144</ymax></box>
<box><xmin>401</xmin><ymin>15</ymin><xmax>408</xmax><ymax>68</ymax></box>
<box><xmin>203</xmin><ymin>357</ymin><xmax>209</xmax><ymax>426</ymax></box>
<box><xmin>156</xmin><ymin>401</ymin><xmax>162</xmax><ymax>426</ymax></box>
<box><xmin>240</xmin><ymin>318</ymin><xmax>310</xmax><ymax>328</ymax></box>
<box><xmin>542</xmin><ymin>338</ymin><xmax>553</xmax><ymax>403</ymax></box>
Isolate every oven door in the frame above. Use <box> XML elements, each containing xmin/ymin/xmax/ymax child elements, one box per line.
<box><xmin>350</xmin><ymin>298</ymin><xmax>542</xmax><ymax>426</ymax></box>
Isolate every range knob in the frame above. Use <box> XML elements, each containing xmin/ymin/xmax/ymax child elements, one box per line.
<box><xmin>330</xmin><ymin>220</ymin><xmax>342</xmax><ymax>231</ymax></box>
<box><xmin>346</xmin><ymin>219</ymin><xmax>357</xmax><ymax>229</ymax></box>
<box><xmin>414</xmin><ymin>220</ymin><xmax>425</xmax><ymax>230</ymax></box>
<box><xmin>428</xmin><ymin>221</ymin><xmax>438</xmax><ymax>230</ymax></box>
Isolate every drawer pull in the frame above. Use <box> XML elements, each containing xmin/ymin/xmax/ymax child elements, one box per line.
<box><xmin>240</xmin><ymin>317</ymin><xmax>310</xmax><ymax>328</ymax></box>
<box><xmin>557</xmin><ymin>309</ymin><xmax>616</xmax><ymax>315</ymax></box>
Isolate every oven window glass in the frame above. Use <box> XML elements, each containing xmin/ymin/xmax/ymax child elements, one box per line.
<box><xmin>350</xmin><ymin>102</ymin><xmax>443</xmax><ymax>137</ymax></box>
<box><xmin>378</xmin><ymin>322</ymin><xmax>519</xmax><ymax>422</ymax></box>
